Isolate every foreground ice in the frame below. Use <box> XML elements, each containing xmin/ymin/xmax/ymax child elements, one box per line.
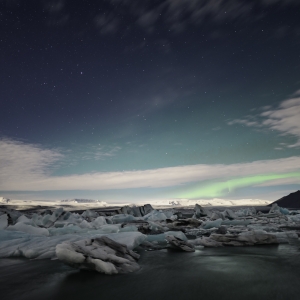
<box><xmin>56</xmin><ymin>236</ymin><xmax>140</xmax><ymax>274</ymax></box>
<box><xmin>0</xmin><ymin>201</ymin><xmax>299</xmax><ymax>274</ymax></box>
<box><xmin>0</xmin><ymin>230</ymin><xmax>146</xmax><ymax>259</ymax></box>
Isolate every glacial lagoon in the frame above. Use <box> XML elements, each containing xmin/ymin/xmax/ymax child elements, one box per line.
<box><xmin>1</xmin><ymin>203</ymin><xmax>300</xmax><ymax>300</ymax></box>
<box><xmin>1</xmin><ymin>241</ymin><xmax>300</xmax><ymax>300</ymax></box>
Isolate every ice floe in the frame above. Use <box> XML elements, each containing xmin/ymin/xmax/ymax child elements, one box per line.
<box><xmin>0</xmin><ymin>201</ymin><xmax>299</xmax><ymax>275</ymax></box>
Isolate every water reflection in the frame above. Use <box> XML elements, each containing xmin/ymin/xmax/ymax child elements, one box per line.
<box><xmin>1</xmin><ymin>242</ymin><xmax>300</xmax><ymax>300</ymax></box>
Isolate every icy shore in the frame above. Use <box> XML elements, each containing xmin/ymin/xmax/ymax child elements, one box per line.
<box><xmin>0</xmin><ymin>202</ymin><xmax>299</xmax><ymax>275</ymax></box>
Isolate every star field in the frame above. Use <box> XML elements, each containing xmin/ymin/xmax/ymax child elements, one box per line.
<box><xmin>0</xmin><ymin>0</ymin><xmax>300</xmax><ymax>202</ymax></box>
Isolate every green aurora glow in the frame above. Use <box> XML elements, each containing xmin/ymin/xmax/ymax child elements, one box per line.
<box><xmin>178</xmin><ymin>172</ymin><xmax>300</xmax><ymax>199</ymax></box>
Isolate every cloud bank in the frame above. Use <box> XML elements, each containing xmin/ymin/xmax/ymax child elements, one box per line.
<box><xmin>229</xmin><ymin>94</ymin><xmax>300</xmax><ymax>148</ymax></box>
<box><xmin>0</xmin><ymin>138</ymin><xmax>299</xmax><ymax>192</ymax></box>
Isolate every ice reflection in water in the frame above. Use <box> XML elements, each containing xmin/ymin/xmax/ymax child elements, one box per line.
<box><xmin>1</xmin><ymin>242</ymin><xmax>300</xmax><ymax>300</ymax></box>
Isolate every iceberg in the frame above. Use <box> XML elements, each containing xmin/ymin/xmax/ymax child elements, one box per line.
<box><xmin>0</xmin><ymin>230</ymin><xmax>146</xmax><ymax>259</ymax></box>
<box><xmin>147</xmin><ymin>230</ymin><xmax>187</xmax><ymax>242</ymax></box>
<box><xmin>111</xmin><ymin>214</ymin><xmax>136</xmax><ymax>224</ymax></box>
<box><xmin>143</xmin><ymin>210</ymin><xmax>167</xmax><ymax>221</ymax></box>
<box><xmin>202</xmin><ymin>218</ymin><xmax>222</xmax><ymax>229</ymax></box>
<box><xmin>91</xmin><ymin>216</ymin><xmax>107</xmax><ymax>228</ymax></box>
<box><xmin>6</xmin><ymin>223</ymin><xmax>49</xmax><ymax>236</ymax></box>
<box><xmin>56</xmin><ymin>236</ymin><xmax>140</xmax><ymax>274</ymax></box>
<box><xmin>166</xmin><ymin>235</ymin><xmax>195</xmax><ymax>252</ymax></box>
<box><xmin>194</xmin><ymin>204</ymin><xmax>211</xmax><ymax>218</ymax></box>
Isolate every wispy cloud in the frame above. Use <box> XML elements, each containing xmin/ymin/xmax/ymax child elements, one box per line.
<box><xmin>228</xmin><ymin>93</ymin><xmax>300</xmax><ymax>148</ymax></box>
<box><xmin>42</xmin><ymin>0</ymin><xmax>70</xmax><ymax>27</ymax></box>
<box><xmin>94</xmin><ymin>13</ymin><xmax>119</xmax><ymax>34</ymax></box>
<box><xmin>93</xmin><ymin>0</ymin><xmax>300</xmax><ymax>34</ymax></box>
<box><xmin>43</xmin><ymin>0</ymin><xmax>65</xmax><ymax>13</ymax></box>
<box><xmin>81</xmin><ymin>145</ymin><xmax>121</xmax><ymax>160</ymax></box>
<box><xmin>0</xmin><ymin>138</ymin><xmax>63</xmax><ymax>187</ymax></box>
<box><xmin>7</xmin><ymin>0</ymin><xmax>297</xmax><ymax>32</ymax></box>
<box><xmin>0</xmin><ymin>138</ymin><xmax>299</xmax><ymax>192</ymax></box>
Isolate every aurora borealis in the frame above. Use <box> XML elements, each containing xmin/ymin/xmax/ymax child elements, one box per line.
<box><xmin>179</xmin><ymin>173</ymin><xmax>300</xmax><ymax>199</ymax></box>
<box><xmin>0</xmin><ymin>0</ymin><xmax>300</xmax><ymax>203</ymax></box>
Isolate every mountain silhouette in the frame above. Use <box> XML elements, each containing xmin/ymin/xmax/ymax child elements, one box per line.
<box><xmin>269</xmin><ymin>190</ymin><xmax>300</xmax><ymax>208</ymax></box>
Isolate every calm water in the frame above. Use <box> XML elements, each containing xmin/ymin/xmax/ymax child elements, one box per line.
<box><xmin>1</xmin><ymin>241</ymin><xmax>300</xmax><ymax>300</ymax></box>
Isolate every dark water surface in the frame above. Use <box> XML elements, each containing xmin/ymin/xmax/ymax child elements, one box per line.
<box><xmin>1</xmin><ymin>241</ymin><xmax>300</xmax><ymax>300</ymax></box>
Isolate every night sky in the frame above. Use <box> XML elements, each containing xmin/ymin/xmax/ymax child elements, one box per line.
<box><xmin>1</xmin><ymin>0</ymin><xmax>300</xmax><ymax>203</ymax></box>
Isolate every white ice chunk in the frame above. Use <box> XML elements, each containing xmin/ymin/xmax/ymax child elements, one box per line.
<box><xmin>202</xmin><ymin>218</ymin><xmax>222</xmax><ymax>229</ymax></box>
<box><xmin>87</xmin><ymin>257</ymin><xmax>117</xmax><ymax>274</ymax></box>
<box><xmin>49</xmin><ymin>225</ymin><xmax>86</xmax><ymax>236</ymax></box>
<box><xmin>163</xmin><ymin>209</ymin><xmax>175</xmax><ymax>218</ymax></box>
<box><xmin>221</xmin><ymin>209</ymin><xmax>238</xmax><ymax>220</ymax></box>
<box><xmin>147</xmin><ymin>221</ymin><xmax>166</xmax><ymax>232</ymax></box>
<box><xmin>17</xmin><ymin>215</ymin><xmax>32</xmax><ymax>224</ymax></box>
<box><xmin>56</xmin><ymin>243</ymin><xmax>86</xmax><ymax>264</ymax></box>
<box><xmin>272</xmin><ymin>231</ymin><xmax>298</xmax><ymax>243</ymax></box>
<box><xmin>0</xmin><ymin>230</ymin><xmax>146</xmax><ymax>259</ymax></box>
<box><xmin>6</xmin><ymin>223</ymin><xmax>49</xmax><ymax>236</ymax></box>
<box><xmin>119</xmin><ymin>225</ymin><xmax>138</xmax><ymax>232</ymax></box>
<box><xmin>147</xmin><ymin>231</ymin><xmax>187</xmax><ymax>242</ymax></box>
<box><xmin>49</xmin><ymin>224</ymin><xmax>120</xmax><ymax>236</ymax></box>
<box><xmin>79</xmin><ymin>220</ymin><xmax>93</xmax><ymax>229</ymax></box>
<box><xmin>143</xmin><ymin>210</ymin><xmax>167</xmax><ymax>221</ymax></box>
<box><xmin>112</xmin><ymin>214</ymin><xmax>136</xmax><ymax>224</ymax></box>
<box><xmin>56</xmin><ymin>237</ymin><xmax>139</xmax><ymax>275</ymax></box>
<box><xmin>91</xmin><ymin>216</ymin><xmax>107</xmax><ymax>228</ymax></box>
<box><xmin>82</xmin><ymin>210</ymin><xmax>99</xmax><ymax>219</ymax></box>
<box><xmin>92</xmin><ymin>224</ymin><xmax>120</xmax><ymax>233</ymax></box>
<box><xmin>107</xmin><ymin>232</ymin><xmax>146</xmax><ymax>250</ymax></box>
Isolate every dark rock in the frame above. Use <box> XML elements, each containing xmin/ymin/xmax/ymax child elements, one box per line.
<box><xmin>216</xmin><ymin>226</ymin><xmax>227</xmax><ymax>234</ymax></box>
<box><xmin>173</xmin><ymin>218</ymin><xmax>202</xmax><ymax>227</ymax></box>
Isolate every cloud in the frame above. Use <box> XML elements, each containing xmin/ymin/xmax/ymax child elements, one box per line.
<box><xmin>0</xmin><ymin>138</ymin><xmax>63</xmax><ymax>188</ymax></box>
<box><xmin>136</xmin><ymin>9</ymin><xmax>162</xmax><ymax>32</ymax></box>
<box><xmin>5</xmin><ymin>0</ymin><xmax>295</xmax><ymax>34</ymax></box>
<box><xmin>43</xmin><ymin>0</ymin><xmax>65</xmax><ymax>13</ymax></box>
<box><xmin>228</xmin><ymin>94</ymin><xmax>300</xmax><ymax>147</ymax></box>
<box><xmin>81</xmin><ymin>146</ymin><xmax>121</xmax><ymax>160</ymax></box>
<box><xmin>99</xmin><ymin>0</ymin><xmax>300</xmax><ymax>34</ymax></box>
<box><xmin>292</xmin><ymin>89</ymin><xmax>300</xmax><ymax>96</ymax></box>
<box><xmin>94</xmin><ymin>13</ymin><xmax>119</xmax><ymax>34</ymax></box>
<box><xmin>43</xmin><ymin>0</ymin><xmax>70</xmax><ymax>26</ymax></box>
<box><xmin>261</xmin><ymin>98</ymin><xmax>300</xmax><ymax>147</ymax></box>
<box><xmin>0</xmin><ymin>138</ymin><xmax>299</xmax><ymax>191</ymax></box>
